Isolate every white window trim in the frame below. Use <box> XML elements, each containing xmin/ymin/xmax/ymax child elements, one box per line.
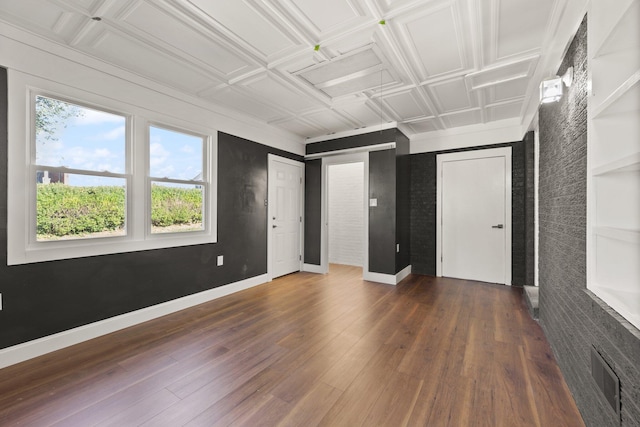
<box><xmin>146</xmin><ymin>122</ymin><xmax>211</xmax><ymax>239</ymax></box>
<box><xmin>7</xmin><ymin>72</ymin><xmax>217</xmax><ymax>266</ymax></box>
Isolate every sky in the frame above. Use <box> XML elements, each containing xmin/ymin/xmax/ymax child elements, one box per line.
<box><xmin>36</xmin><ymin>97</ymin><xmax>203</xmax><ymax>187</ymax></box>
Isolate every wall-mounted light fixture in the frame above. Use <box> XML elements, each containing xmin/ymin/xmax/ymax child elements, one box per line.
<box><xmin>540</xmin><ymin>66</ymin><xmax>573</xmax><ymax>103</ymax></box>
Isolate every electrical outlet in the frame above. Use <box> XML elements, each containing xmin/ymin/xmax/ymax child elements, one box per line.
<box><xmin>369</xmin><ymin>198</ymin><xmax>377</xmax><ymax>207</ymax></box>
<box><xmin>217</xmin><ymin>255</ymin><xmax>224</xmax><ymax>266</ymax></box>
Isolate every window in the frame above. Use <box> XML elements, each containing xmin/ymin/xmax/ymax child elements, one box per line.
<box><xmin>148</xmin><ymin>125</ymin><xmax>206</xmax><ymax>235</ymax></box>
<box><xmin>7</xmin><ymin>75</ymin><xmax>217</xmax><ymax>265</ymax></box>
<box><xmin>33</xmin><ymin>95</ymin><xmax>128</xmax><ymax>242</ymax></box>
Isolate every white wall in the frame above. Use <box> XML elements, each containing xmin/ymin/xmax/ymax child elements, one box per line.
<box><xmin>328</xmin><ymin>163</ymin><xmax>364</xmax><ymax>266</ymax></box>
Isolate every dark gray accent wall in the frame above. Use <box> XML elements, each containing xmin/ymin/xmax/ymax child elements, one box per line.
<box><xmin>524</xmin><ymin>131</ymin><xmax>536</xmax><ymax>286</ymax></box>
<box><xmin>395</xmin><ymin>131</ymin><xmax>410</xmax><ymax>273</ymax></box>
<box><xmin>217</xmin><ymin>133</ymin><xmax>303</xmax><ymax>280</ymax></box>
<box><xmin>303</xmin><ymin>129</ymin><xmax>410</xmax><ymax>275</ymax></box>
<box><xmin>305</xmin><ymin>128</ymin><xmax>396</xmax><ymax>155</ymax></box>
<box><xmin>0</xmin><ymin>68</ymin><xmax>6</xmax><ymax>271</ymax></box>
<box><xmin>511</xmin><ymin>140</ymin><xmax>526</xmax><ymax>286</ymax></box>
<box><xmin>0</xmin><ymin>67</ymin><xmax>302</xmax><ymax>350</ymax></box>
<box><xmin>538</xmin><ymin>16</ymin><xmax>640</xmax><ymax>427</ymax></box>
<box><xmin>304</xmin><ymin>159</ymin><xmax>321</xmax><ymax>265</ymax></box>
<box><xmin>410</xmin><ymin>139</ymin><xmax>532</xmax><ymax>284</ymax></box>
<box><xmin>368</xmin><ymin>149</ymin><xmax>396</xmax><ymax>275</ymax></box>
<box><xmin>409</xmin><ymin>152</ymin><xmax>436</xmax><ymax>276</ymax></box>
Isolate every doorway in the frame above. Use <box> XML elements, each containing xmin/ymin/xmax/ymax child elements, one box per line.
<box><xmin>268</xmin><ymin>155</ymin><xmax>304</xmax><ymax>280</ymax></box>
<box><xmin>436</xmin><ymin>147</ymin><xmax>512</xmax><ymax>284</ymax></box>
<box><xmin>327</xmin><ymin>162</ymin><xmax>365</xmax><ymax>268</ymax></box>
<box><xmin>320</xmin><ymin>152</ymin><xmax>369</xmax><ymax>277</ymax></box>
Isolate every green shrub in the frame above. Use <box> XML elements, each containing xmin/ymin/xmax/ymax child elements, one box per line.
<box><xmin>36</xmin><ymin>184</ymin><xmax>203</xmax><ymax>238</ymax></box>
<box><xmin>37</xmin><ymin>184</ymin><xmax>125</xmax><ymax>237</ymax></box>
<box><xmin>151</xmin><ymin>185</ymin><xmax>202</xmax><ymax>227</ymax></box>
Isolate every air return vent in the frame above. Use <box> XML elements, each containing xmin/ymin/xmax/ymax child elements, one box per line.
<box><xmin>590</xmin><ymin>347</ymin><xmax>620</xmax><ymax>422</ymax></box>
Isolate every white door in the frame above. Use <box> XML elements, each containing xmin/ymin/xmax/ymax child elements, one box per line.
<box><xmin>437</xmin><ymin>148</ymin><xmax>511</xmax><ymax>284</ymax></box>
<box><xmin>269</xmin><ymin>156</ymin><xmax>303</xmax><ymax>279</ymax></box>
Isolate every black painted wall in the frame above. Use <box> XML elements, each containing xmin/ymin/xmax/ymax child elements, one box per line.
<box><xmin>304</xmin><ymin>129</ymin><xmax>410</xmax><ymax>276</ymax></box>
<box><xmin>0</xmin><ymin>66</ymin><xmax>302</xmax><ymax>350</ymax></box>
<box><xmin>304</xmin><ymin>159</ymin><xmax>321</xmax><ymax>265</ymax></box>
<box><xmin>524</xmin><ymin>131</ymin><xmax>536</xmax><ymax>286</ymax></box>
<box><xmin>369</xmin><ymin>149</ymin><xmax>396</xmax><ymax>275</ymax></box>
<box><xmin>217</xmin><ymin>133</ymin><xmax>303</xmax><ymax>279</ymax></box>
<box><xmin>0</xmin><ymin>68</ymin><xmax>7</xmax><ymax>291</ymax></box>
<box><xmin>538</xmin><ymin>17</ymin><xmax>640</xmax><ymax>427</ymax></box>
<box><xmin>409</xmin><ymin>139</ymin><xmax>533</xmax><ymax>285</ymax></box>
<box><xmin>305</xmin><ymin>128</ymin><xmax>397</xmax><ymax>155</ymax></box>
<box><xmin>409</xmin><ymin>152</ymin><xmax>436</xmax><ymax>276</ymax></box>
<box><xmin>395</xmin><ymin>131</ymin><xmax>410</xmax><ymax>273</ymax></box>
<box><xmin>511</xmin><ymin>140</ymin><xmax>526</xmax><ymax>286</ymax></box>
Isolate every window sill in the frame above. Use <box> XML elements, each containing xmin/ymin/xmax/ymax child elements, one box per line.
<box><xmin>8</xmin><ymin>232</ymin><xmax>217</xmax><ymax>265</ymax></box>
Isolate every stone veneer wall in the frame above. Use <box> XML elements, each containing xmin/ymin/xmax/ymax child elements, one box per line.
<box><xmin>538</xmin><ymin>15</ymin><xmax>640</xmax><ymax>427</ymax></box>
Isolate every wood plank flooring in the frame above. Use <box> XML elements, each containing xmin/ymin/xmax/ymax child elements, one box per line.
<box><xmin>0</xmin><ymin>265</ymin><xmax>585</xmax><ymax>426</ymax></box>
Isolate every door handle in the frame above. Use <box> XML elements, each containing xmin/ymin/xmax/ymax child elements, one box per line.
<box><xmin>491</xmin><ymin>224</ymin><xmax>504</xmax><ymax>229</ymax></box>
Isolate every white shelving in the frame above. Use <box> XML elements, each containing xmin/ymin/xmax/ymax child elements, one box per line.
<box><xmin>588</xmin><ymin>0</ymin><xmax>640</xmax><ymax>331</ymax></box>
<box><xmin>593</xmin><ymin>0</ymin><xmax>640</xmax><ymax>58</ymax></box>
<box><xmin>594</xmin><ymin>227</ymin><xmax>640</xmax><ymax>244</ymax></box>
<box><xmin>592</xmin><ymin>152</ymin><xmax>640</xmax><ymax>176</ymax></box>
<box><xmin>592</xmin><ymin>70</ymin><xmax>640</xmax><ymax>118</ymax></box>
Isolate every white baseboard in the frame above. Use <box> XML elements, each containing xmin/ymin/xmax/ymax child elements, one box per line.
<box><xmin>363</xmin><ymin>265</ymin><xmax>412</xmax><ymax>285</ymax></box>
<box><xmin>396</xmin><ymin>265</ymin><xmax>412</xmax><ymax>283</ymax></box>
<box><xmin>0</xmin><ymin>274</ymin><xmax>269</xmax><ymax>370</ymax></box>
<box><xmin>303</xmin><ymin>263</ymin><xmax>325</xmax><ymax>274</ymax></box>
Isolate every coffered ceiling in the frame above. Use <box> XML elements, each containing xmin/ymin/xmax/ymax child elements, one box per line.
<box><xmin>0</xmin><ymin>0</ymin><xmax>572</xmax><ymax>142</ymax></box>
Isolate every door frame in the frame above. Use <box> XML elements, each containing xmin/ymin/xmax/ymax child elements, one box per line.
<box><xmin>436</xmin><ymin>147</ymin><xmax>512</xmax><ymax>284</ymax></box>
<box><xmin>319</xmin><ymin>152</ymin><xmax>369</xmax><ymax>276</ymax></box>
<box><xmin>267</xmin><ymin>154</ymin><xmax>304</xmax><ymax>281</ymax></box>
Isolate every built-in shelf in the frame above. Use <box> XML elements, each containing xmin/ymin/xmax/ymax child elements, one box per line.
<box><xmin>594</xmin><ymin>227</ymin><xmax>640</xmax><ymax>244</ymax></box>
<box><xmin>592</xmin><ymin>70</ymin><xmax>640</xmax><ymax>118</ymax></box>
<box><xmin>588</xmin><ymin>0</ymin><xmax>640</xmax><ymax>332</ymax></box>
<box><xmin>593</xmin><ymin>152</ymin><xmax>640</xmax><ymax>175</ymax></box>
<box><xmin>593</xmin><ymin>0</ymin><xmax>640</xmax><ymax>58</ymax></box>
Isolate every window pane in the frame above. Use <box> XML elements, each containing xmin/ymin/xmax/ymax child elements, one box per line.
<box><xmin>149</xmin><ymin>126</ymin><xmax>203</xmax><ymax>180</ymax></box>
<box><xmin>150</xmin><ymin>182</ymin><xmax>204</xmax><ymax>234</ymax></box>
<box><xmin>36</xmin><ymin>171</ymin><xmax>126</xmax><ymax>241</ymax></box>
<box><xmin>35</xmin><ymin>95</ymin><xmax>126</xmax><ymax>173</ymax></box>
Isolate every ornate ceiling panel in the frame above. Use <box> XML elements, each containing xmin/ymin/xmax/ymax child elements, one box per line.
<box><xmin>0</xmin><ymin>0</ymin><xmax>569</xmax><ymax>141</ymax></box>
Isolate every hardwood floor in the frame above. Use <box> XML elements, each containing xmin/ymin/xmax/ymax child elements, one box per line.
<box><xmin>0</xmin><ymin>264</ymin><xmax>584</xmax><ymax>426</ymax></box>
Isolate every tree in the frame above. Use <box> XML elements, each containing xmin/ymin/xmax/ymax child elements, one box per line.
<box><xmin>35</xmin><ymin>95</ymin><xmax>83</xmax><ymax>141</ymax></box>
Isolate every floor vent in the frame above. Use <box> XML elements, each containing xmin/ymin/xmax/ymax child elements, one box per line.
<box><xmin>590</xmin><ymin>347</ymin><xmax>620</xmax><ymax>422</ymax></box>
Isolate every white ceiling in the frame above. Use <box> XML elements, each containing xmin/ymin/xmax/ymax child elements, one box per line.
<box><xmin>0</xmin><ymin>0</ymin><xmax>572</xmax><ymax>142</ymax></box>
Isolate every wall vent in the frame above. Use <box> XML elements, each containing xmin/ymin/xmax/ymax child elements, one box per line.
<box><xmin>590</xmin><ymin>347</ymin><xmax>620</xmax><ymax>422</ymax></box>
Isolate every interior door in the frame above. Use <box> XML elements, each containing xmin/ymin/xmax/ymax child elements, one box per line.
<box><xmin>439</xmin><ymin>149</ymin><xmax>511</xmax><ymax>284</ymax></box>
<box><xmin>270</xmin><ymin>158</ymin><xmax>302</xmax><ymax>279</ymax></box>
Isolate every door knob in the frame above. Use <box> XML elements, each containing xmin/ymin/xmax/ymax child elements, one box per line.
<box><xmin>491</xmin><ymin>224</ymin><xmax>504</xmax><ymax>229</ymax></box>
<box><xmin>273</xmin><ymin>225</ymin><xmax>277</xmax><ymax>228</ymax></box>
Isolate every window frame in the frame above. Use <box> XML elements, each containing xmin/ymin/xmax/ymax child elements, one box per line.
<box><xmin>145</xmin><ymin>122</ymin><xmax>211</xmax><ymax>239</ymax></box>
<box><xmin>29</xmin><ymin>91</ymin><xmax>132</xmax><ymax>246</ymax></box>
<box><xmin>7</xmin><ymin>74</ymin><xmax>217</xmax><ymax>265</ymax></box>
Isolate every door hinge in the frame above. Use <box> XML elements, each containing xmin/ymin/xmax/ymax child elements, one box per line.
<box><xmin>300</xmin><ymin>216</ymin><xmax>302</xmax><ymax>223</ymax></box>
<box><xmin>299</xmin><ymin>255</ymin><xmax>302</xmax><ymax>261</ymax></box>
